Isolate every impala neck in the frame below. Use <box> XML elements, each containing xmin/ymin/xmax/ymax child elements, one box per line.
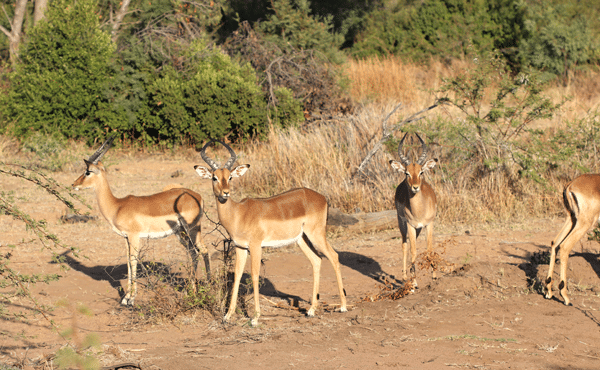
<box><xmin>93</xmin><ymin>173</ymin><xmax>121</xmax><ymax>224</ymax></box>
<box><xmin>214</xmin><ymin>196</ymin><xmax>241</xmax><ymax>232</ymax></box>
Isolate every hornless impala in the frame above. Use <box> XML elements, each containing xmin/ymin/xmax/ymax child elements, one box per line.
<box><xmin>389</xmin><ymin>133</ymin><xmax>438</xmax><ymax>288</ymax></box>
<box><xmin>545</xmin><ymin>174</ymin><xmax>600</xmax><ymax>306</ymax></box>
<box><xmin>194</xmin><ymin>140</ymin><xmax>347</xmax><ymax>326</ymax></box>
<box><xmin>72</xmin><ymin>136</ymin><xmax>210</xmax><ymax>306</ymax></box>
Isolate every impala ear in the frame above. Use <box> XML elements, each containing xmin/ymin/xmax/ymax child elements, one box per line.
<box><xmin>194</xmin><ymin>165</ymin><xmax>213</xmax><ymax>179</ymax></box>
<box><xmin>231</xmin><ymin>164</ymin><xmax>250</xmax><ymax>178</ymax></box>
<box><xmin>421</xmin><ymin>158</ymin><xmax>438</xmax><ymax>172</ymax></box>
<box><xmin>389</xmin><ymin>160</ymin><xmax>406</xmax><ymax>173</ymax></box>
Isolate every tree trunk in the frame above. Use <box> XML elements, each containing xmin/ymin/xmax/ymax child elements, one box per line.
<box><xmin>111</xmin><ymin>0</ymin><xmax>131</xmax><ymax>43</ymax></box>
<box><xmin>33</xmin><ymin>0</ymin><xmax>49</xmax><ymax>25</ymax></box>
<box><xmin>0</xmin><ymin>0</ymin><xmax>28</xmax><ymax>64</ymax></box>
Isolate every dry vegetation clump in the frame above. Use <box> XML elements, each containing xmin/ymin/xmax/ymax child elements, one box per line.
<box><xmin>131</xmin><ymin>236</ymin><xmax>237</xmax><ymax>324</ymax></box>
<box><xmin>361</xmin><ymin>277</ymin><xmax>414</xmax><ymax>302</ymax></box>
<box><xmin>229</xmin><ymin>103</ymin><xmax>405</xmax><ymax>213</ymax></box>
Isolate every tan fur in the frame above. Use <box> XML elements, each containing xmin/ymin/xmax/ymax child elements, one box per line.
<box><xmin>390</xmin><ymin>157</ymin><xmax>438</xmax><ymax>287</ymax></box>
<box><xmin>72</xmin><ymin>161</ymin><xmax>210</xmax><ymax>306</ymax></box>
<box><xmin>545</xmin><ymin>174</ymin><xmax>600</xmax><ymax>306</ymax></box>
<box><xmin>162</xmin><ymin>183</ymin><xmax>183</xmax><ymax>191</ymax></box>
<box><xmin>195</xmin><ymin>164</ymin><xmax>347</xmax><ymax>326</ymax></box>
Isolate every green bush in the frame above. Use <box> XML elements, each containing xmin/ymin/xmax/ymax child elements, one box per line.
<box><xmin>267</xmin><ymin>87</ymin><xmax>304</xmax><ymax>127</ymax></box>
<box><xmin>518</xmin><ymin>4</ymin><xmax>596</xmax><ymax>80</ymax></box>
<box><xmin>351</xmin><ymin>0</ymin><xmax>525</xmax><ymax>62</ymax></box>
<box><xmin>0</xmin><ymin>0</ymin><xmax>116</xmax><ymax>142</ymax></box>
<box><xmin>141</xmin><ymin>41</ymin><xmax>268</xmax><ymax>146</ymax></box>
<box><xmin>256</xmin><ymin>0</ymin><xmax>345</xmax><ymax>64</ymax></box>
<box><xmin>410</xmin><ymin>52</ymin><xmax>563</xmax><ymax>184</ymax></box>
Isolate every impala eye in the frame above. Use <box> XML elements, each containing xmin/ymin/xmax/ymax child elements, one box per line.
<box><xmin>85</xmin><ymin>171</ymin><xmax>91</xmax><ymax>176</ymax></box>
<box><xmin>212</xmin><ymin>176</ymin><xmax>218</xmax><ymax>182</ymax></box>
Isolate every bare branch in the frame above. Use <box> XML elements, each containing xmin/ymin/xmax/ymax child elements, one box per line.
<box><xmin>353</xmin><ymin>102</ymin><xmax>440</xmax><ymax>179</ymax></box>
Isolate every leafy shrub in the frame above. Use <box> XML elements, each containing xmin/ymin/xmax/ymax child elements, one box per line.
<box><xmin>256</xmin><ymin>0</ymin><xmax>345</xmax><ymax>64</ymax></box>
<box><xmin>21</xmin><ymin>133</ymin><xmax>74</xmax><ymax>171</ymax></box>
<box><xmin>351</xmin><ymin>0</ymin><xmax>525</xmax><ymax>62</ymax></box>
<box><xmin>435</xmin><ymin>52</ymin><xmax>562</xmax><ymax>179</ymax></box>
<box><xmin>268</xmin><ymin>87</ymin><xmax>304</xmax><ymax>126</ymax></box>
<box><xmin>140</xmin><ymin>41</ymin><xmax>267</xmax><ymax>146</ymax></box>
<box><xmin>0</xmin><ymin>0</ymin><xmax>116</xmax><ymax>142</ymax></box>
<box><xmin>518</xmin><ymin>4</ymin><xmax>596</xmax><ymax>81</ymax></box>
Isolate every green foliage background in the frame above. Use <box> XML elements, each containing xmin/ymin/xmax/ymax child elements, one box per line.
<box><xmin>1</xmin><ymin>0</ymin><xmax>115</xmax><ymax>141</ymax></box>
<box><xmin>0</xmin><ymin>0</ymin><xmax>598</xmax><ymax>146</ymax></box>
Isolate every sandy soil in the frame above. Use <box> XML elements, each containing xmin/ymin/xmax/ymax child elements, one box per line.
<box><xmin>1</xmin><ymin>156</ymin><xmax>600</xmax><ymax>370</ymax></box>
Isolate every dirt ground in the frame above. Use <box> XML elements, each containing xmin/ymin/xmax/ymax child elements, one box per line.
<box><xmin>2</xmin><ymin>156</ymin><xmax>600</xmax><ymax>370</ymax></box>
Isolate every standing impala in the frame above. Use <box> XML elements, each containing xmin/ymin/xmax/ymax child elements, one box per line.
<box><xmin>194</xmin><ymin>140</ymin><xmax>347</xmax><ymax>326</ymax></box>
<box><xmin>389</xmin><ymin>133</ymin><xmax>438</xmax><ymax>288</ymax></box>
<box><xmin>72</xmin><ymin>136</ymin><xmax>210</xmax><ymax>306</ymax></box>
<box><xmin>546</xmin><ymin>174</ymin><xmax>600</xmax><ymax>306</ymax></box>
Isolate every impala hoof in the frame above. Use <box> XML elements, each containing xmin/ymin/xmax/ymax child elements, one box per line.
<box><xmin>120</xmin><ymin>297</ymin><xmax>134</xmax><ymax>306</ymax></box>
<box><xmin>339</xmin><ymin>306</ymin><xmax>348</xmax><ymax>313</ymax></box>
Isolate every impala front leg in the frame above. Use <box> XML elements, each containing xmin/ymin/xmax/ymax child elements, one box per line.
<box><xmin>398</xmin><ymin>218</ymin><xmax>409</xmax><ymax>280</ymax></box>
<box><xmin>407</xmin><ymin>225</ymin><xmax>418</xmax><ymax>287</ymax></box>
<box><xmin>122</xmin><ymin>236</ymin><xmax>139</xmax><ymax>306</ymax></box>
<box><xmin>224</xmin><ymin>246</ymin><xmax>248</xmax><ymax>323</ymax></box>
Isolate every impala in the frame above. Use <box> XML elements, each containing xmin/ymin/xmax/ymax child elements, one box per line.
<box><xmin>194</xmin><ymin>140</ymin><xmax>347</xmax><ymax>326</ymax></box>
<box><xmin>72</xmin><ymin>136</ymin><xmax>210</xmax><ymax>306</ymax></box>
<box><xmin>389</xmin><ymin>133</ymin><xmax>438</xmax><ymax>288</ymax></box>
<box><xmin>545</xmin><ymin>174</ymin><xmax>600</xmax><ymax>306</ymax></box>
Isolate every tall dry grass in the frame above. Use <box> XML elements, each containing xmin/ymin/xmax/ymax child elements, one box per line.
<box><xmin>233</xmin><ymin>56</ymin><xmax>600</xmax><ymax>227</ymax></box>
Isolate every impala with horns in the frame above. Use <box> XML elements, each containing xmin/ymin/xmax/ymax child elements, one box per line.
<box><xmin>545</xmin><ymin>174</ymin><xmax>600</xmax><ymax>306</ymax></box>
<box><xmin>72</xmin><ymin>136</ymin><xmax>210</xmax><ymax>306</ymax></box>
<box><xmin>194</xmin><ymin>140</ymin><xmax>347</xmax><ymax>326</ymax></box>
<box><xmin>389</xmin><ymin>132</ymin><xmax>438</xmax><ymax>288</ymax></box>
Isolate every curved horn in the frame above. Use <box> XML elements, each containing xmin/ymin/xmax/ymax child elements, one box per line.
<box><xmin>415</xmin><ymin>133</ymin><xmax>428</xmax><ymax>165</ymax></box>
<box><xmin>200</xmin><ymin>140</ymin><xmax>220</xmax><ymax>171</ymax></box>
<box><xmin>397</xmin><ymin>132</ymin><xmax>411</xmax><ymax>166</ymax></box>
<box><xmin>219</xmin><ymin>141</ymin><xmax>237</xmax><ymax>170</ymax></box>
<box><xmin>88</xmin><ymin>135</ymin><xmax>116</xmax><ymax>164</ymax></box>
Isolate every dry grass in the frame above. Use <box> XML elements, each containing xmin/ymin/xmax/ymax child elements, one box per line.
<box><xmin>4</xmin><ymin>56</ymin><xmax>600</xmax><ymax>228</ymax></box>
<box><xmin>230</xmin><ymin>103</ymin><xmax>404</xmax><ymax>213</ymax></box>
<box><xmin>233</xmin><ymin>57</ymin><xmax>600</xmax><ymax>226</ymax></box>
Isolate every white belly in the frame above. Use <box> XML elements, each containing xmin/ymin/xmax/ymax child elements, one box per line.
<box><xmin>233</xmin><ymin>231</ymin><xmax>303</xmax><ymax>248</ymax></box>
<box><xmin>114</xmin><ymin>226</ymin><xmax>178</xmax><ymax>239</ymax></box>
<box><xmin>261</xmin><ymin>232</ymin><xmax>303</xmax><ymax>247</ymax></box>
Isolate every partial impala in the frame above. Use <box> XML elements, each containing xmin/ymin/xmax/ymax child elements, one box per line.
<box><xmin>72</xmin><ymin>136</ymin><xmax>210</xmax><ymax>306</ymax></box>
<box><xmin>546</xmin><ymin>174</ymin><xmax>600</xmax><ymax>306</ymax></box>
<box><xmin>195</xmin><ymin>140</ymin><xmax>347</xmax><ymax>326</ymax></box>
<box><xmin>389</xmin><ymin>133</ymin><xmax>438</xmax><ymax>287</ymax></box>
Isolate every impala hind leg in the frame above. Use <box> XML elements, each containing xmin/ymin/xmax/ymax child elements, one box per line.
<box><xmin>297</xmin><ymin>237</ymin><xmax>322</xmax><ymax>317</ymax></box>
<box><xmin>545</xmin><ymin>217</ymin><xmax>573</xmax><ymax>300</ymax></box>
<box><xmin>224</xmin><ymin>246</ymin><xmax>248</xmax><ymax>323</ymax></box>
<box><xmin>249</xmin><ymin>243</ymin><xmax>263</xmax><ymax>327</ymax></box>
<box><xmin>424</xmin><ymin>222</ymin><xmax>437</xmax><ymax>279</ymax></box>
<box><xmin>303</xmin><ymin>230</ymin><xmax>347</xmax><ymax>314</ymax></box>
<box><xmin>554</xmin><ymin>224</ymin><xmax>589</xmax><ymax>306</ymax></box>
<box><xmin>188</xmin><ymin>226</ymin><xmax>211</xmax><ymax>281</ymax></box>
